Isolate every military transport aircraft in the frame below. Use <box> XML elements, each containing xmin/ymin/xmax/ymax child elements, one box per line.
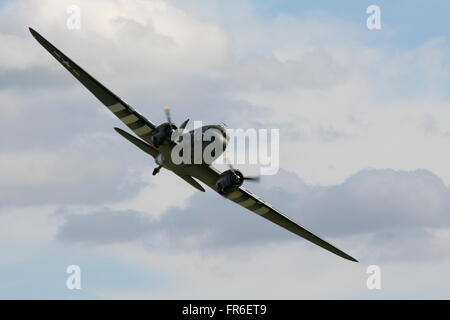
<box><xmin>30</xmin><ymin>28</ymin><xmax>357</xmax><ymax>262</ymax></box>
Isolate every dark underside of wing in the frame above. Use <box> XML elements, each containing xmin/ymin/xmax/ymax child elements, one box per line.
<box><xmin>196</xmin><ymin>166</ymin><xmax>357</xmax><ymax>262</ymax></box>
<box><xmin>29</xmin><ymin>28</ymin><xmax>156</xmax><ymax>144</ymax></box>
<box><xmin>225</xmin><ymin>187</ymin><xmax>358</xmax><ymax>262</ymax></box>
<box><xmin>227</xmin><ymin>187</ymin><xmax>358</xmax><ymax>262</ymax></box>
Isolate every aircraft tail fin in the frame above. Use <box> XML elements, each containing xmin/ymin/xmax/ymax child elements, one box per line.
<box><xmin>114</xmin><ymin>127</ymin><xmax>158</xmax><ymax>158</ymax></box>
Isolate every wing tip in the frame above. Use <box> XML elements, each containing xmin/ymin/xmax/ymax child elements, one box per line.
<box><xmin>114</xmin><ymin>127</ymin><xmax>133</xmax><ymax>140</ymax></box>
<box><xmin>29</xmin><ymin>27</ymin><xmax>38</xmax><ymax>38</ymax></box>
<box><xmin>341</xmin><ymin>253</ymin><xmax>358</xmax><ymax>263</ymax></box>
<box><xmin>29</xmin><ymin>27</ymin><xmax>45</xmax><ymax>45</ymax></box>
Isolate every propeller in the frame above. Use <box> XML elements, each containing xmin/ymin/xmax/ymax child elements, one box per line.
<box><xmin>242</xmin><ymin>175</ymin><xmax>260</xmax><ymax>182</ymax></box>
<box><xmin>163</xmin><ymin>106</ymin><xmax>189</xmax><ymax>142</ymax></box>
<box><xmin>223</xmin><ymin>154</ymin><xmax>260</xmax><ymax>183</ymax></box>
<box><xmin>163</xmin><ymin>106</ymin><xmax>173</xmax><ymax>127</ymax></box>
<box><xmin>179</xmin><ymin>118</ymin><xmax>189</xmax><ymax>130</ymax></box>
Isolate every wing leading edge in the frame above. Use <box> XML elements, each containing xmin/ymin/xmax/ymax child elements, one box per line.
<box><xmin>29</xmin><ymin>28</ymin><xmax>156</xmax><ymax>144</ymax></box>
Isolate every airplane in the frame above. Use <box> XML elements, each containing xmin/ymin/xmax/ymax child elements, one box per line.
<box><xmin>29</xmin><ymin>27</ymin><xmax>358</xmax><ymax>262</ymax></box>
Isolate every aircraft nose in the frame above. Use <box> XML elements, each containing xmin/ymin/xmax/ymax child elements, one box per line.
<box><xmin>217</xmin><ymin>125</ymin><xmax>229</xmax><ymax>141</ymax></box>
<box><xmin>203</xmin><ymin>124</ymin><xmax>229</xmax><ymax>141</ymax></box>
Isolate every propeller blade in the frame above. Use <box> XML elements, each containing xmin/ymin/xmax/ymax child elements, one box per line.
<box><xmin>223</xmin><ymin>154</ymin><xmax>259</xmax><ymax>182</ymax></box>
<box><xmin>243</xmin><ymin>176</ymin><xmax>260</xmax><ymax>182</ymax></box>
<box><xmin>163</xmin><ymin>106</ymin><xmax>172</xmax><ymax>126</ymax></box>
<box><xmin>179</xmin><ymin>119</ymin><xmax>190</xmax><ymax>130</ymax></box>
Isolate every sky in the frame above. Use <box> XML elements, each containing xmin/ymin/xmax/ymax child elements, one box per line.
<box><xmin>1</xmin><ymin>0</ymin><xmax>450</xmax><ymax>299</ymax></box>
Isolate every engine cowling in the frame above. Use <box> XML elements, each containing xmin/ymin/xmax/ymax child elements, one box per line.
<box><xmin>151</xmin><ymin>122</ymin><xmax>177</xmax><ymax>148</ymax></box>
<box><xmin>216</xmin><ymin>169</ymin><xmax>244</xmax><ymax>195</ymax></box>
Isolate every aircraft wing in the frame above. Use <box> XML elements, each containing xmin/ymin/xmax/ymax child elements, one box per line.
<box><xmin>29</xmin><ymin>28</ymin><xmax>157</xmax><ymax>144</ymax></box>
<box><xmin>225</xmin><ymin>186</ymin><xmax>357</xmax><ymax>262</ymax></box>
<box><xmin>198</xmin><ymin>166</ymin><xmax>358</xmax><ymax>262</ymax></box>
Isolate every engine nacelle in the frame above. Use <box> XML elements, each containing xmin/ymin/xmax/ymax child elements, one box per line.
<box><xmin>151</xmin><ymin>122</ymin><xmax>177</xmax><ymax>148</ymax></box>
<box><xmin>216</xmin><ymin>169</ymin><xmax>244</xmax><ymax>195</ymax></box>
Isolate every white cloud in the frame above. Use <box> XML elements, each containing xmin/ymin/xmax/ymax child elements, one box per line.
<box><xmin>111</xmin><ymin>170</ymin><xmax>197</xmax><ymax>218</ymax></box>
<box><xmin>0</xmin><ymin>205</ymin><xmax>58</xmax><ymax>243</ymax></box>
<box><xmin>96</xmin><ymin>239</ymin><xmax>450</xmax><ymax>299</ymax></box>
<box><xmin>54</xmin><ymin>169</ymin><xmax>450</xmax><ymax>268</ymax></box>
<box><xmin>0</xmin><ymin>145</ymin><xmax>146</xmax><ymax>205</ymax></box>
<box><xmin>230</xmin><ymin>38</ymin><xmax>450</xmax><ymax>184</ymax></box>
<box><xmin>0</xmin><ymin>0</ymin><xmax>230</xmax><ymax>75</ymax></box>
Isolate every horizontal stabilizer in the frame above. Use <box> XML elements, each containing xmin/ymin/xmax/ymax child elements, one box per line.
<box><xmin>114</xmin><ymin>127</ymin><xmax>158</xmax><ymax>158</ymax></box>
